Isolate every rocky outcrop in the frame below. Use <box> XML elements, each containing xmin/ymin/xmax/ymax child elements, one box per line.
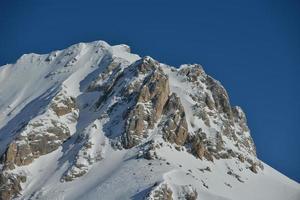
<box><xmin>0</xmin><ymin>89</ymin><xmax>77</xmax><ymax>171</ymax></box>
<box><xmin>87</xmin><ymin>57</ymin><xmax>125</xmax><ymax>93</ymax></box>
<box><xmin>206</xmin><ymin>76</ymin><xmax>233</xmax><ymax>119</ymax></box>
<box><xmin>162</xmin><ymin>93</ymin><xmax>188</xmax><ymax>146</ymax></box>
<box><xmin>1</xmin><ymin>141</ymin><xmax>32</xmax><ymax>170</ymax></box>
<box><xmin>147</xmin><ymin>183</ymin><xmax>198</xmax><ymax>200</ymax></box>
<box><xmin>0</xmin><ymin>172</ymin><xmax>26</xmax><ymax>200</ymax></box>
<box><xmin>0</xmin><ymin>41</ymin><xmax>268</xmax><ymax>200</ymax></box>
<box><xmin>1</xmin><ymin>120</ymin><xmax>70</xmax><ymax>170</ymax></box>
<box><xmin>190</xmin><ymin>133</ymin><xmax>214</xmax><ymax>162</ymax></box>
<box><xmin>124</xmin><ymin>104</ymin><xmax>147</xmax><ymax>147</ymax></box>
<box><xmin>180</xmin><ymin>186</ymin><xmax>198</xmax><ymax>200</ymax></box>
<box><xmin>178</xmin><ymin>64</ymin><xmax>206</xmax><ymax>83</ymax></box>
<box><xmin>51</xmin><ymin>95</ymin><xmax>77</xmax><ymax>117</ymax></box>
<box><xmin>123</xmin><ymin>58</ymin><xmax>170</xmax><ymax>148</ymax></box>
<box><xmin>147</xmin><ymin>183</ymin><xmax>173</xmax><ymax>200</ymax></box>
<box><xmin>62</xmin><ymin>121</ymin><xmax>106</xmax><ymax>182</ymax></box>
<box><xmin>0</xmin><ymin>86</ymin><xmax>78</xmax><ymax>199</ymax></box>
<box><xmin>172</xmin><ymin>64</ymin><xmax>262</xmax><ymax>172</ymax></box>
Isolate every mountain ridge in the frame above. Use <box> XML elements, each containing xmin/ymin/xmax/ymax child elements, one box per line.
<box><xmin>0</xmin><ymin>40</ymin><xmax>299</xmax><ymax>200</ymax></box>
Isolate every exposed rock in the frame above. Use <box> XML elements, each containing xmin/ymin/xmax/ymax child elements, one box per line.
<box><xmin>205</xmin><ymin>93</ymin><xmax>215</xmax><ymax>110</ymax></box>
<box><xmin>138</xmin><ymin>85</ymin><xmax>151</xmax><ymax>103</ymax></box>
<box><xmin>178</xmin><ymin>64</ymin><xmax>205</xmax><ymax>82</ymax></box>
<box><xmin>250</xmin><ymin>163</ymin><xmax>258</xmax><ymax>174</ymax></box>
<box><xmin>149</xmin><ymin>71</ymin><xmax>170</xmax><ymax>121</ymax></box>
<box><xmin>192</xmin><ymin>104</ymin><xmax>211</xmax><ymax>127</ymax></box>
<box><xmin>0</xmin><ymin>172</ymin><xmax>23</xmax><ymax>200</ymax></box>
<box><xmin>238</xmin><ymin>154</ymin><xmax>245</xmax><ymax>163</ymax></box>
<box><xmin>62</xmin><ymin>121</ymin><xmax>105</xmax><ymax>181</ymax></box>
<box><xmin>232</xmin><ymin>106</ymin><xmax>249</xmax><ymax>132</ymax></box>
<box><xmin>184</xmin><ymin>188</ymin><xmax>198</xmax><ymax>200</ymax></box>
<box><xmin>62</xmin><ymin>167</ymin><xmax>88</xmax><ymax>182</ymax></box>
<box><xmin>51</xmin><ymin>95</ymin><xmax>77</xmax><ymax>117</ymax></box>
<box><xmin>0</xmin><ymin>42</ymin><xmax>267</xmax><ymax>199</ymax></box>
<box><xmin>147</xmin><ymin>183</ymin><xmax>173</xmax><ymax>200</ymax></box>
<box><xmin>191</xmin><ymin>135</ymin><xmax>214</xmax><ymax>162</ymax></box>
<box><xmin>87</xmin><ymin>58</ymin><xmax>124</xmax><ymax>93</ymax></box>
<box><xmin>162</xmin><ymin>93</ymin><xmax>188</xmax><ymax>146</ymax></box>
<box><xmin>1</xmin><ymin>120</ymin><xmax>70</xmax><ymax>170</ymax></box>
<box><xmin>206</xmin><ymin>76</ymin><xmax>232</xmax><ymax>118</ymax></box>
<box><xmin>2</xmin><ymin>141</ymin><xmax>33</xmax><ymax>170</ymax></box>
<box><xmin>137</xmin><ymin>56</ymin><xmax>159</xmax><ymax>75</ymax></box>
<box><xmin>124</xmin><ymin>104</ymin><xmax>146</xmax><ymax>148</ymax></box>
<box><xmin>123</xmin><ymin>58</ymin><xmax>170</xmax><ymax>148</ymax></box>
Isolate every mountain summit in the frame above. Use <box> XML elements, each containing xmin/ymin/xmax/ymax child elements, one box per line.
<box><xmin>0</xmin><ymin>41</ymin><xmax>299</xmax><ymax>200</ymax></box>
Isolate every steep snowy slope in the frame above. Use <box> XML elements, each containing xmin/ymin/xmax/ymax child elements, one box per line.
<box><xmin>0</xmin><ymin>40</ymin><xmax>299</xmax><ymax>200</ymax></box>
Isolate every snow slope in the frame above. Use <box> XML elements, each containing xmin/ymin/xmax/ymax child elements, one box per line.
<box><xmin>0</xmin><ymin>40</ymin><xmax>299</xmax><ymax>200</ymax></box>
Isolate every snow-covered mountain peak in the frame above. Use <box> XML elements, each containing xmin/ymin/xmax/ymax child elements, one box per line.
<box><xmin>0</xmin><ymin>40</ymin><xmax>299</xmax><ymax>200</ymax></box>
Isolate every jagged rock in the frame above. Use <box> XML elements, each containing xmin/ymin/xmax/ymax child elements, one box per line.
<box><xmin>232</xmin><ymin>106</ymin><xmax>249</xmax><ymax>132</ymax></box>
<box><xmin>162</xmin><ymin>93</ymin><xmax>188</xmax><ymax>146</ymax></box>
<box><xmin>177</xmin><ymin>65</ymin><xmax>258</xmax><ymax>165</ymax></box>
<box><xmin>250</xmin><ymin>163</ymin><xmax>258</xmax><ymax>174</ymax></box>
<box><xmin>147</xmin><ymin>183</ymin><xmax>173</xmax><ymax>200</ymax></box>
<box><xmin>238</xmin><ymin>154</ymin><xmax>245</xmax><ymax>163</ymax></box>
<box><xmin>206</xmin><ymin>76</ymin><xmax>232</xmax><ymax>118</ymax></box>
<box><xmin>123</xmin><ymin>58</ymin><xmax>170</xmax><ymax>148</ymax></box>
<box><xmin>191</xmin><ymin>135</ymin><xmax>214</xmax><ymax>162</ymax></box>
<box><xmin>3</xmin><ymin>141</ymin><xmax>32</xmax><ymax>169</ymax></box>
<box><xmin>183</xmin><ymin>187</ymin><xmax>198</xmax><ymax>200</ymax></box>
<box><xmin>0</xmin><ymin>41</ymin><xmax>274</xmax><ymax>199</ymax></box>
<box><xmin>0</xmin><ymin>90</ymin><xmax>80</xmax><ymax>171</ymax></box>
<box><xmin>193</xmin><ymin>141</ymin><xmax>206</xmax><ymax>159</ymax></box>
<box><xmin>147</xmin><ymin>70</ymin><xmax>170</xmax><ymax>121</ymax></box>
<box><xmin>205</xmin><ymin>93</ymin><xmax>215</xmax><ymax>110</ymax></box>
<box><xmin>1</xmin><ymin>120</ymin><xmax>70</xmax><ymax>170</ymax></box>
<box><xmin>51</xmin><ymin>95</ymin><xmax>77</xmax><ymax>116</ymax></box>
<box><xmin>62</xmin><ymin>168</ymin><xmax>88</xmax><ymax>182</ymax></box>
<box><xmin>137</xmin><ymin>56</ymin><xmax>159</xmax><ymax>74</ymax></box>
<box><xmin>0</xmin><ymin>172</ymin><xmax>23</xmax><ymax>200</ymax></box>
<box><xmin>1</xmin><ymin>142</ymin><xmax>18</xmax><ymax>170</ymax></box>
<box><xmin>138</xmin><ymin>85</ymin><xmax>151</xmax><ymax>103</ymax></box>
<box><xmin>87</xmin><ymin>58</ymin><xmax>124</xmax><ymax>92</ymax></box>
<box><xmin>62</xmin><ymin>121</ymin><xmax>106</xmax><ymax>181</ymax></box>
<box><xmin>124</xmin><ymin>104</ymin><xmax>146</xmax><ymax>148</ymax></box>
<box><xmin>178</xmin><ymin>64</ymin><xmax>205</xmax><ymax>83</ymax></box>
<box><xmin>192</xmin><ymin>104</ymin><xmax>211</xmax><ymax>127</ymax></box>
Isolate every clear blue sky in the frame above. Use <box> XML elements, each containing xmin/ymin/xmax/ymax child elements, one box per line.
<box><xmin>0</xmin><ymin>0</ymin><xmax>299</xmax><ymax>182</ymax></box>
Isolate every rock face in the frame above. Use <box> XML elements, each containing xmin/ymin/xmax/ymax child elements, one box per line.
<box><xmin>0</xmin><ymin>172</ymin><xmax>25</xmax><ymax>200</ymax></box>
<box><xmin>147</xmin><ymin>183</ymin><xmax>198</xmax><ymax>200</ymax></box>
<box><xmin>0</xmin><ymin>41</ymin><xmax>273</xmax><ymax>200</ymax></box>
<box><xmin>162</xmin><ymin>64</ymin><xmax>261</xmax><ymax>169</ymax></box>
<box><xmin>0</xmin><ymin>88</ymin><xmax>78</xmax><ymax>199</ymax></box>
<box><xmin>123</xmin><ymin>57</ymin><xmax>170</xmax><ymax>148</ymax></box>
<box><xmin>62</xmin><ymin>120</ymin><xmax>106</xmax><ymax>182</ymax></box>
<box><xmin>206</xmin><ymin>76</ymin><xmax>233</xmax><ymax>118</ymax></box>
<box><xmin>0</xmin><ymin>89</ymin><xmax>78</xmax><ymax>170</ymax></box>
<box><xmin>1</xmin><ymin>119</ymin><xmax>70</xmax><ymax>170</ymax></box>
<box><xmin>51</xmin><ymin>96</ymin><xmax>77</xmax><ymax>117</ymax></box>
<box><xmin>162</xmin><ymin>93</ymin><xmax>188</xmax><ymax>146</ymax></box>
<box><xmin>147</xmin><ymin>183</ymin><xmax>173</xmax><ymax>200</ymax></box>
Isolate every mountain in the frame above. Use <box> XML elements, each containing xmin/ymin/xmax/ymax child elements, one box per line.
<box><xmin>0</xmin><ymin>40</ymin><xmax>299</xmax><ymax>200</ymax></box>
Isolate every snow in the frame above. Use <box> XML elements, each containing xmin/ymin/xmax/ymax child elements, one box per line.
<box><xmin>0</xmin><ymin>40</ymin><xmax>299</xmax><ymax>200</ymax></box>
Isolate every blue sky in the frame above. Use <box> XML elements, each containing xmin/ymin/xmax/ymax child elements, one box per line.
<box><xmin>0</xmin><ymin>0</ymin><xmax>299</xmax><ymax>182</ymax></box>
